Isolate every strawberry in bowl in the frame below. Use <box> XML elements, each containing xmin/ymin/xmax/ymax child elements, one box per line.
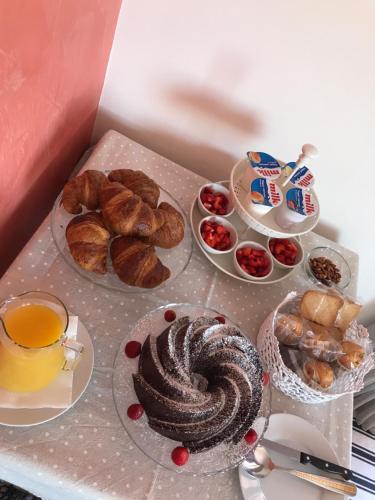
<box><xmin>198</xmin><ymin>183</ymin><xmax>234</xmax><ymax>217</ymax></box>
<box><xmin>268</xmin><ymin>237</ymin><xmax>303</xmax><ymax>269</ymax></box>
<box><xmin>234</xmin><ymin>242</ymin><xmax>273</xmax><ymax>280</ymax></box>
<box><xmin>198</xmin><ymin>216</ymin><xmax>238</xmax><ymax>255</ymax></box>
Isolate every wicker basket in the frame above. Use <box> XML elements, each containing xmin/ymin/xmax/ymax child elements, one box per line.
<box><xmin>257</xmin><ymin>292</ymin><xmax>375</xmax><ymax>404</ymax></box>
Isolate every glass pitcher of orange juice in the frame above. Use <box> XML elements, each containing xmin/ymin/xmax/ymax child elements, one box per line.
<box><xmin>0</xmin><ymin>291</ymin><xmax>83</xmax><ymax>393</ymax></box>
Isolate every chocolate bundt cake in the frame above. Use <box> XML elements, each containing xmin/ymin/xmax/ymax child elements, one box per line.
<box><xmin>133</xmin><ymin>316</ymin><xmax>263</xmax><ymax>453</ymax></box>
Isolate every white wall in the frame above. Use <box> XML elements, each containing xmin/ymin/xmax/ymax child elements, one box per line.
<box><xmin>93</xmin><ymin>0</ymin><xmax>375</xmax><ymax>315</ymax></box>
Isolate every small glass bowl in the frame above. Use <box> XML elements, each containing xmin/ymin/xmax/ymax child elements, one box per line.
<box><xmin>304</xmin><ymin>246</ymin><xmax>351</xmax><ymax>289</ymax></box>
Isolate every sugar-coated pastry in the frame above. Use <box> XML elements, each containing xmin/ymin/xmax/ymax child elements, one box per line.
<box><xmin>300</xmin><ymin>290</ymin><xmax>344</xmax><ymax>327</ymax></box>
<box><xmin>275</xmin><ymin>313</ymin><xmax>303</xmax><ymax>346</ymax></box>
<box><xmin>338</xmin><ymin>341</ymin><xmax>365</xmax><ymax>370</ymax></box>
<box><xmin>303</xmin><ymin>359</ymin><xmax>334</xmax><ymax>389</ymax></box>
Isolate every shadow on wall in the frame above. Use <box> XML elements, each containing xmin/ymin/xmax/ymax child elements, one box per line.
<box><xmin>0</xmin><ymin>100</ymin><xmax>95</xmax><ymax>277</ymax></box>
<box><xmin>94</xmin><ymin>110</ymin><xmax>235</xmax><ymax>180</ymax></box>
<box><xmin>94</xmin><ymin>84</ymin><xmax>263</xmax><ymax>180</ymax></box>
<box><xmin>165</xmin><ymin>85</ymin><xmax>263</xmax><ymax>136</ymax></box>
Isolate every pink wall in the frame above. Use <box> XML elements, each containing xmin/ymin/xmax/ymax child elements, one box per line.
<box><xmin>0</xmin><ymin>0</ymin><xmax>121</xmax><ymax>275</ymax></box>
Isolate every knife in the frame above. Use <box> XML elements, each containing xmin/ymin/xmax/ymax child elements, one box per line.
<box><xmin>262</xmin><ymin>439</ymin><xmax>353</xmax><ymax>481</ymax></box>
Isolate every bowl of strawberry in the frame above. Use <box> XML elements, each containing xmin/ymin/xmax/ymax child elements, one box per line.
<box><xmin>267</xmin><ymin>237</ymin><xmax>303</xmax><ymax>269</ymax></box>
<box><xmin>234</xmin><ymin>242</ymin><xmax>273</xmax><ymax>280</ymax></box>
<box><xmin>198</xmin><ymin>183</ymin><xmax>234</xmax><ymax>217</ymax></box>
<box><xmin>199</xmin><ymin>216</ymin><xmax>238</xmax><ymax>254</ymax></box>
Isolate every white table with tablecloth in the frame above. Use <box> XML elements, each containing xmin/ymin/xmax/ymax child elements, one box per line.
<box><xmin>0</xmin><ymin>130</ymin><xmax>358</xmax><ymax>500</ymax></box>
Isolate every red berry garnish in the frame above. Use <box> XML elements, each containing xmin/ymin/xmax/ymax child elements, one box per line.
<box><xmin>200</xmin><ymin>188</ymin><xmax>229</xmax><ymax>215</ymax></box>
<box><xmin>125</xmin><ymin>341</ymin><xmax>142</xmax><ymax>358</ymax></box>
<box><xmin>269</xmin><ymin>238</ymin><xmax>298</xmax><ymax>266</ymax></box>
<box><xmin>200</xmin><ymin>220</ymin><xmax>232</xmax><ymax>251</ymax></box>
<box><xmin>215</xmin><ymin>316</ymin><xmax>226</xmax><ymax>324</ymax></box>
<box><xmin>164</xmin><ymin>309</ymin><xmax>176</xmax><ymax>322</ymax></box>
<box><xmin>127</xmin><ymin>404</ymin><xmax>144</xmax><ymax>420</ymax></box>
<box><xmin>244</xmin><ymin>429</ymin><xmax>258</xmax><ymax>445</ymax></box>
<box><xmin>236</xmin><ymin>246</ymin><xmax>271</xmax><ymax>277</ymax></box>
<box><xmin>171</xmin><ymin>446</ymin><xmax>189</xmax><ymax>466</ymax></box>
<box><xmin>262</xmin><ymin>372</ymin><xmax>270</xmax><ymax>386</ymax></box>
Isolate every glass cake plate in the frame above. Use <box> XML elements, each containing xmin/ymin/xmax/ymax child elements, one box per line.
<box><xmin>51</xmin><ymin>187</ymin><xmax>193</xmax><ymax>293</ymax></box>
<box><xmin>112</xmin><ymin>303</ymin><xmax>271</xmax><ymax>475</ymax></box>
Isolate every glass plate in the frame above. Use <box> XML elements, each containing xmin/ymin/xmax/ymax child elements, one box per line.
<box><xmin>51</xmin><ymin>188</ymin><xmax>193</xmax><ymax>293</ymax></box>
<box><xmin>112</xmin><ymin>303</ymin><xmax>271</xmax><ymax>475</ymax></box>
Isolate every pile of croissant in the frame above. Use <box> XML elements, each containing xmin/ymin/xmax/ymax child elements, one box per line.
<box><xmin>62</xmin><ymin>169</ymin><xmax>185</xmax><ymax>288</ymax></box>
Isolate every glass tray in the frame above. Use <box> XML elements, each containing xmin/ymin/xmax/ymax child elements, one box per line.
<box><xmin>51</xmin><ymin>187</ymin><xmax>193</xmax><ymax>293</ymax></box>
<box><xmin>112</xmin><ymin>303</ymin><xmax>271</xmax><ymax>475</ymax></box>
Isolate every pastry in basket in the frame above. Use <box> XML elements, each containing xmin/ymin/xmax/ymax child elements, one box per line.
<box><xmin>108</xmin><ymin>169</ymin><xmax>160</xmax><ymax>208</ymax></box>
<box><xmin>62</xmin><ymin>170</ymin><xmax>107</xmax><ymax>214</ymax></box>
<box><xmin>308</xmin><ymin>322</ymin><xmax>343</xmax><ymax>342</ymax></box>
<box><xmin>133</xmin><ymin>316</ymin><xmax>263</xmax><ymax>453</ymax></box>
<box><xmin>111</xmin><ymin>236</ymin><xmax>170</xmax><ymax>288</ymax></box>
<box><xmin>275</xmin><ymin>313</ymin><xmax>303</xmax><ymax>346</ymax></box>
<box><xmin>300</xmin><ymin>290</ymin><xmax>344</xmax><ymax>327</ymax></box>
<box><xmin>303</xmin><ymin>359</ymin><xmax>334</xmax><ymax>389</ymax></box>
<box><xmin>100</xmin><ymin>181</ymin><xmax>165</xmax><ymax>238</ymax></box>
<box><xmin>300</xmin><ymin>290</ymin><xmax>361</xmax><ymax>330</ymax></box>
<box><xmin>335</xmin><ymin>299</ymin><xmax>362</xmax><ymax>330</ymax></box>
<box><xmin>299</xmin><ymin>328</ymin><xmax>343</xmax><ymax>362</ymax></box>
<box><xmin>65</xmin><ymin>212</ymin><xmax>110</xmax><ymax>274</ymax></box>
<box><xmin>338</xmin><ymin>341</ymin><xmax>365</xmax><ymax>370</ymax></box>
<box><xmin>141</xmin><ymin>202</ymin><xmax>185</xmax><ymax>249</ymax></box>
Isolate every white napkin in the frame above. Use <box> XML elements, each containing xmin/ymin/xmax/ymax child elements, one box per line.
<box><xmin>0</xmin><ymin>316</ymin><xmax>78</xmax><ymax>409</ymax></box>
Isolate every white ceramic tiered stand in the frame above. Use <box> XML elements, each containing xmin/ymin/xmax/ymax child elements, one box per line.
<box><xmin>230</xmin><ymin>145</ymin><xmax>320</xmax><ymax>238</ymax></box>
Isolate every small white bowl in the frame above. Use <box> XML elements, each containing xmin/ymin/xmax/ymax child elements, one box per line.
<box><xmin>198</xmin><ymin>216</ymin><xmax>238</xmax><ymax>255</ymax></box>
<box><xmin>267</xmin><ymin>237</ymin><xmax>304</xmax><ymax>270</ymax></box>
<box><xmin>198</xmin><ymin>183</ymin><xmax>235</xmax><ymax>218</ymax></box>
<box><xmin>233</xmin><ymin>241</ymin><xmax>273</xmax><ymax>281</ymax></box>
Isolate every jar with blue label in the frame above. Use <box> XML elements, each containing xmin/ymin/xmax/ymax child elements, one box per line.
<box><xmin>240</xmin><ymin>151</ymin><xmax>282</xmax><ymax>191</ymax></box>
<box><xmin>246</xmin><ymin>178</ymin><xmax>283</xmax><ymax>216</ymax></box>
<box><xmin>276</xmin><ymin>187</ymin><xmax>317</xmax><ymax>229</ymax></box>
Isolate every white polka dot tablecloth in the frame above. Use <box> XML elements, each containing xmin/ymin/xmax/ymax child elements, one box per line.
<box><xmin>0</xmin><ymin>130</ymin><xmax>359</xmax><ymax>500</ymax></box>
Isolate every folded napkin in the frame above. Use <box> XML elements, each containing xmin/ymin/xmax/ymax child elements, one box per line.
<box><xmin>0</xmin><ymin>316</ymin><xmax>78</xmax><ymax>409</ymax></box>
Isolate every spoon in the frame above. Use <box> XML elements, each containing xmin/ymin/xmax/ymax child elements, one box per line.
<box><xmin>242</xmin><ymin>446</ymin><xmax>357</xmax><ymax>496</ymax></box>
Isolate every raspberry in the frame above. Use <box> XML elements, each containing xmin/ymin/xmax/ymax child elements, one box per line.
<box><xmin>215</xmin><ymin>316</ymin><xmax>226</xmax><ymax>324</ymax></box>
<box><xmin>244</xmin><ymin>429</ymin><xmax>258</xmax><ymax>445</ymax></box>
<box><xmin>127</xmin><ymin>404</ymin><xmax>144</xmax><ymax>420</ymax></box>
<box><xmin>125</xmin><ymin>341</ymin><xmax>142</xmax><ymax>358</ymax></box>
<box><xmin>164</xmin><ymin>310</ymin><xmax>176</xmax><ymax>322</ymax></box>
<box><xmin>171</xmin><ymin>446</ymin><xmax>189</xmax><ymax>466</ymax></box>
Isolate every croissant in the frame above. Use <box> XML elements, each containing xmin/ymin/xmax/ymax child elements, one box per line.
<box><xmin>66</xmin><ymin>212</ymin><xmax>110</xmax><ymax>274</ymax></box>
<box><xmin>338</xmin><ymin>341</ymin><xmax>365</xmax><ymax>370</ymax></box>
<box><xmin>111</xmin><ymin>236</ymin><xmax>171</xmax><ymax>288</ymax></box>
<box><xmin>100</xmin><ymin>181</ymin><xmax>165</xmax><ymax>237</ymax></box>
<box><xmin>62</xmin><ymin>170</ymin><xmax>107</xmax><ymax>214</ymax></box>
<box><xmin>108</xmin><ymin>169</ymin><xmax>160</xmax><ymax>208</ymax></box>
<box><xmin>303</xmin><ymin>359</ymin><xmax>334</xmax><ymax>389</ymax></box>
<box><xmin>141</xmin><ymin>202</ymin><xmax>185</xmax><ymax>249</ymax></box>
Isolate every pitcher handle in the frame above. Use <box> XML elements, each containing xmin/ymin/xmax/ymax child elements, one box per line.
<box><xmin>62</xmin><ymin>338</ymin><xmax>84</xmax><ymax>371</ymax></box>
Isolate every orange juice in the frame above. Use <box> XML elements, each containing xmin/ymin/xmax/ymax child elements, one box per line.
<box><xmin>0</xmin><ymin>304</ymin><xmax>66</xmax><ymax>392</ymax></box>
<box><xmin>4</xmin><ymin>304</ymin><xmax>63</xmax><ymax>347</ymax></box>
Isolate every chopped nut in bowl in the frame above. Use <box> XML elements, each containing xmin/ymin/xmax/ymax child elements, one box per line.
<box><xmin>304</xmin><ymin>247</ymin><xmax>351</xmax><ymax>289</ymax></box>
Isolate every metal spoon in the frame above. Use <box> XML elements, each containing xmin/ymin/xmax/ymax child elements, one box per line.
<box><xmin>242</xmin><ymin>446</ymin><xmax>357</xmax><ymax>496</ymax></box>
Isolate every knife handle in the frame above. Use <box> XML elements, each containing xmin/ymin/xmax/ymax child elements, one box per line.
<box><xmin>288</xmin><ymin>470</ymin><xmax>357</xmax><ymax>496</ymax></box>
<box><xmin>300</xmin><ymin>452</ymin><xmax>353</xmax><ymax>481</ymax></box>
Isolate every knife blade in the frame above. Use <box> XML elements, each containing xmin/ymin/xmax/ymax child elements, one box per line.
<box><xmin>262</xmin><ymin>439</ymin><xmax>353</xmax><ymax>481</ymax></box>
